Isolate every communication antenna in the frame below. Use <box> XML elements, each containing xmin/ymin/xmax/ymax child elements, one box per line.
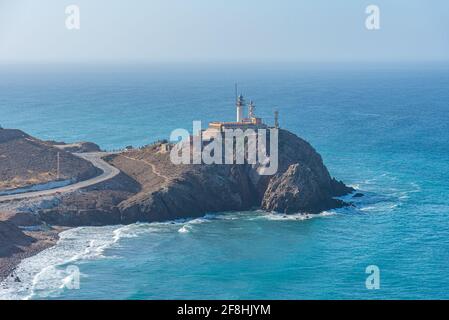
<box><xmin>274</xmin><ymin>110</ymin><xmax>279</xmax><ymax>129</ymax></box>
<box><xmin>57</xmin><ymin>152</ymin><xmax>60</xmax><ymax>180</ymax></box>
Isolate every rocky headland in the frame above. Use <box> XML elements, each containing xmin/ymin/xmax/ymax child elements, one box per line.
<box><xmin>0</xmin><ymin>127</ymin><xmax>354</xmax><ymax>280</ymax></box>
<box><xmin>34</xmin><ymin>129</ymin><xmax>353</xmax><ymax>225</ymax></box>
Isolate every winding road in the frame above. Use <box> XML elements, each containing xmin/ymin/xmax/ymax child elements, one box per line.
<box><xmin>0</xmin><ymin>152</ymin><xmax>120</xmax><ymax>203</ymax></box>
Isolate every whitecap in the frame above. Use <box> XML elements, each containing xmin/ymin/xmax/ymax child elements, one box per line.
<box><xmin>254</xmin><ymin>210</ymin><xmax>336</xmax><ymax>221</ymax></box>
<box><xmin>359</xmin><ymin>202</ymin><xmax>398</xmax><ymax>212</ymax></box>
<box><xmin>186</xmin><ymin>217</ymin><xmax>210</xmax><ymax>225</ymax></box>
<box><xmin>112</xmin><ymin>223</ymin><xmax>150</xmax><ymax>242</ymax></box>
<box><xmin>178</xmin><ymin>225</ymin><xmax>190</xmax><ymax>233</ymax></box>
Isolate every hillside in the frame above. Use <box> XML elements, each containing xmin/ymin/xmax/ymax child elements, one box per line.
<box><xmin>38</xmin><ymin>128</ymin><xmax>353</xmax><ymax>225</ymax></box>
<box><xmin>0</xmin><ymin>221</ymin><xmax>34</xmax><ymax>257</ymax></box>
<box><xmin>0</xmin><ymin>128</ymin><xmax>99</xmax><ymax>190</ymax></box>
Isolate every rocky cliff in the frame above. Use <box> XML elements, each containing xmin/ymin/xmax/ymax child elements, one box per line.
<box><xmin>0</xmin><ymin>221</ymin><xmax>35</xmax><ymax>257</ymax></box>
<box><xmin>0</xmin><ymin>219</ymin><xmax>60</xmax><ymax>281</ymax></box>
<box><xmin>110</xmin><ymin>129</ymin><xmax>353</xmax><ymax>222</ymax></box>
<box><xmin>260</xmin><ymin>129</ymin><xmax>351</xmax><ymax>213</ymax></box>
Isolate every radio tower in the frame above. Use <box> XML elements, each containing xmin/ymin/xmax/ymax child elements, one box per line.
<box><xmin>56</xmin><ymin>152</ymin><xmax>60</xmax><ymax>180</ymax></box>
<box><xmin>274</xmin><ymin>110</ymin><xmax>279</xmax><ymax>129</ymax></box>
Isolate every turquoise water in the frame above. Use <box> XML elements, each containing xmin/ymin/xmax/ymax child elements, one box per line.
<box><xmin>1</xmin><ymin>65</ymin><xmax>449</xmax><ymax>299</ymax></box>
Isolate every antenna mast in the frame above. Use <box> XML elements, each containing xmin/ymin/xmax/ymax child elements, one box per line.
<box><xmin>56</xmin><ymin>152</ymin><xmax>60</xmax><ymax>180</ymax></box>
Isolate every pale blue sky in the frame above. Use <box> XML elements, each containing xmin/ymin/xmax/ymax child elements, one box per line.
<box><xmin>0</xmin><ymin>0</ymin><xmax>448</xmax><ymax>64</ymax></box>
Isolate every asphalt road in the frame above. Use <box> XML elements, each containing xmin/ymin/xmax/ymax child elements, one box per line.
<box><xmin>0</xmin><ymin>152</ymin><xmax>120</xmax><ymax>203</ymax></box>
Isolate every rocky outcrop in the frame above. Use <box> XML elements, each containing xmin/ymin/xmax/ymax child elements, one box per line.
<box><xmin>111</xmin><ymin>129</ymin><xmax>353</xmax><ymax>223</ymax></box>
<box><xmin>38</xmin><ymin>172</ymin><xmax>140</xmax><ymax>226</ymax></box>
<box><xmin>0</xmin><ymin>219</ymin><xmax>61</xmax><ymax>281</ymax></box>
<box><xmin>0</xmin><ymin>221</ymin><xmax>35</xmax><ymax>257</ymax></box>
<box><xmin>0</xmin><ymin>211</ymin><xmax>41</xmax><ymax>227</ymax></box>
<box><xmin>35</xmin><ymin>128</ymin><xmax>352</xmax><ymax>226</ymax></box>
<box><xmin>261</xmin><ymin>164</ymin><xmax>347</xmax><ymax>213</ymax></box>
<box><xmin>259</xmin><ymin>129</ymin><xmax>352</xmax><ymax>213</ymax></box>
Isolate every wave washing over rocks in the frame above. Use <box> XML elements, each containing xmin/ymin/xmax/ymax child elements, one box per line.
<box><xmin>0</xmin><ymin>225</ymin><xmax>130</xmax><ymax>300</ymax></box>
<box><xmin>0</xmin><ymin>210</ymin><xmax>347</xmax><ymax>299</ymax></box>
<box><xmin>2</xmin><ymin>171</ymin><xmax>408</xmax><ymax>300</ymax></box>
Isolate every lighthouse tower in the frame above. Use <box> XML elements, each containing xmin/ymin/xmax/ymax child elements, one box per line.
<box><xmin>236</xmin><ymin>94</ymin><xmax>245</xmax><ymax>122</ymax></box>
<box><xmin>274</xmin><ymin>110</ymin><xmax>279</xmax><ymax>128</ymax></box>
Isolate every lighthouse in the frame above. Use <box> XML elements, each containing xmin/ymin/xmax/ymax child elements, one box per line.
<box><xmin>204</xmin><ymin>85</ymin><xmax>269</xmax><ymax>136</ymax></box>
<box><xmin>236</xmin><ymin>94</ymin><xmax>245</xmax><ymax>122</ymax></box>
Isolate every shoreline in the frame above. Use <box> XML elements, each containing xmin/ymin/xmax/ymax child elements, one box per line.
<box><xmin>0</xmin><ymin>127</ymin><xmax>355</xmax><ymax>292</ymax></box>
<box><xmin>0</xmin><ymin>227</ymin><xmax>66</xmax><ymax>283</ymax></box>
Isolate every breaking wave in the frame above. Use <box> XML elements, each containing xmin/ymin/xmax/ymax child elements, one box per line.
<box><xmin>0</xmin><ymin>225</ymin><xmax>124</xmax><ymax>300</ymax></box>
<box><xmin>1</xmin><ymin>173</ymin><xmax>412</xmax><ymax>300</ymax></box>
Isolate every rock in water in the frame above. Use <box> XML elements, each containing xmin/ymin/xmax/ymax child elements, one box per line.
<box><xmin>260</xmin><ymin>129</ymin><xmax>353</xmax><ymax>213</ymax></box>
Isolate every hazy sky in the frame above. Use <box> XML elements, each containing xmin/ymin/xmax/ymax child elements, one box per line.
<box><xmin>0</xmin><ymin>0</ymin><xmax>448</xmax><ymax>64</ymax></box>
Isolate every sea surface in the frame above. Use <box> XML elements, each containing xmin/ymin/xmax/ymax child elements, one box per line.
<box><xmin>0</xmin><ymin>64</ymin><xmax>449</xmax><ymax>299</ymax></box>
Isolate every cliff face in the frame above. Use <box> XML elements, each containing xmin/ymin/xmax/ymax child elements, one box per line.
<box><xmin>118</xmin><ymin>164</ymin><xmax>259</xmax><ymax>223</ymax></box>
<box><xmin>112</xmin><ymin>129</ymin><xmax>353</xmax><ymax>222</ymax></box>
<box><xmin>38</xmin><ymin>172</ymin><xmax>140</xmax><ymax>226</ymax></box>
<box><xmin>0</xmin><ymin>219</ymin><xmax>60</xmax><ymax>280</ymax></box>
<box><xmin>0</xmin><ymin>221</ymin><xmax>35</xmax><ymax>257</ymax></box>
<box><xmin>259</xmin><ymin>129</ymin><xmax>351</xmax><ymax>213</ymax></box>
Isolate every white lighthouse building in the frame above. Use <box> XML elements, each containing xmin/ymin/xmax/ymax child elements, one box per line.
<box><xmin>203</xmin><ymin>87</ymin><xmax>279</xmax><ymax>139</ymax></box>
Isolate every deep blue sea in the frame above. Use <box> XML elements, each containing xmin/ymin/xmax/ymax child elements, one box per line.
<box><xmin>1</xmin><ymin>64</ymin><xmax>449</xmax><ymax>299</ymax></box>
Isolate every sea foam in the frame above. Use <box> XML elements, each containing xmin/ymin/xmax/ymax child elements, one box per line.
<box><xmin>0</xmin><ymin>225</ymin><xmax>122</xmax><ymax>300</ymax></box>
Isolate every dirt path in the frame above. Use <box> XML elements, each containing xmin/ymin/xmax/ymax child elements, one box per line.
<box><xmin>120</xmin><ymin>155</ymin><xmax>170</xmax><ymax>182</ymax></box>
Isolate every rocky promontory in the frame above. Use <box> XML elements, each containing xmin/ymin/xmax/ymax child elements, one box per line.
<box><xmin>36</xmin><ymin>129</ymin><xmax>353</xmax><ymax>225</ymax></box>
